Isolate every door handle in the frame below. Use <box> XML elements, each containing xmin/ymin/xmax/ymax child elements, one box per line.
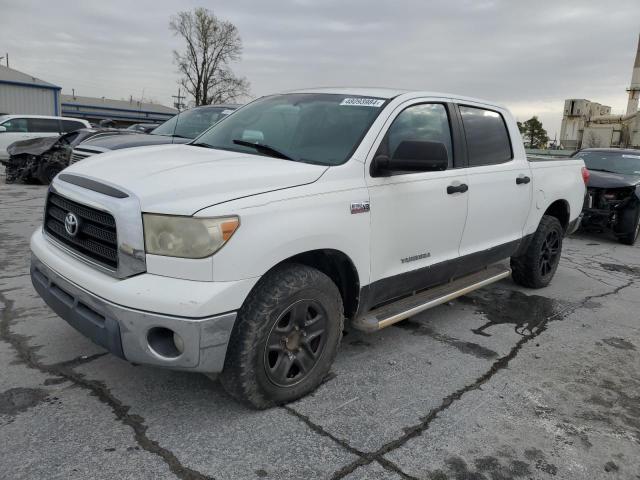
<box><xmin>516</xmin><ymin>176</ymin><xmax>531</xmax><ymax>185</ymax></box>
<box><xmin>447</xmin><ymin>183</ymin><xmax>468</xmax><ymax>194</ymax></box>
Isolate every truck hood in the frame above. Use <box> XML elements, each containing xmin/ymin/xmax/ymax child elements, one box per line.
<box><xmin>62</xmin><ymin>144</ymin><xmax>328</xmax><ymax>214</ymax></box>
<box><xmin>587</xmin><ymin>169</ymin><xmax>640</xmax><ymax>189</ymax></box>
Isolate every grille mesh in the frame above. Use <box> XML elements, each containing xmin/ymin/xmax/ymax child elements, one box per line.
<box><xmin>44</xmin><ymin>192</ymin><xmax>118</xmax><ymax>269</ymax></box>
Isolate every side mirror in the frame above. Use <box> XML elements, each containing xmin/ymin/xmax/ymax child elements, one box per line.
<box><xmin>0</xmin><ymin>126</ymin><xmax>6</xmax><ymax>133</ymax></box>
<box><xmin>372</xmin><ymin>140</ymin><xmax>448</xmax><ymax>176</ymax></box>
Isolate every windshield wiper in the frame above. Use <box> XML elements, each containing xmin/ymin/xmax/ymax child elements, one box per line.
<box><xmin>587</xmin><ymin>168</ymin><xmax>616</xmax><ymax>173</ymax></box>
<box><xmin>191</xmin><ymin>142</ymin><xmax>213</xmax><ymax>148</ymax></box>
<box><xmin>232</xmin><ymin>139</ymin><xmax>295</xmax><ymax>161</ymax></box>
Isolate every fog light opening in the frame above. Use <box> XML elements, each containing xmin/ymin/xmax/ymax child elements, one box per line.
<box><xmin>147</xmin><ymin>327</ymin><xmax>184</xmax><ymax>359</ymax></box>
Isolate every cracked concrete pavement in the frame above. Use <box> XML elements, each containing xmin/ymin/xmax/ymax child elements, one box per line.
<box><xmin>1</xmin><ymin>177</ymin><xmax>639</xmax><ymax>480</ymax></box>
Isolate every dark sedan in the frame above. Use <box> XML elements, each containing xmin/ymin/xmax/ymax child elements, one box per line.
<box><xmin>70</xmin><ymin>104</ymin><xmax>239</xmax><ymax>163</ymax></box>
<box><xmin>573</xmin><ymin>148</ymin><xmax>640</xmax><ymax>245</ymax></box>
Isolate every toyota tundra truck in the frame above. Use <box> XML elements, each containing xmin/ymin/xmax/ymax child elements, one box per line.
<box><xmin>30</xmin><ymin>88</ymin><xmax>587</xmax><ymax>408</ymax></box>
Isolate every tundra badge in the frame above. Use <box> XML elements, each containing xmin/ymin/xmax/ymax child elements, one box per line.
<box><xmin>350</xmin><ymin>201</ymin><xmax>370</xmax><ymax>214</ymax></box>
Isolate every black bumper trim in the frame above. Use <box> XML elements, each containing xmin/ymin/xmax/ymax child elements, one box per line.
<box><xmin>31</xmin><ymin>264</ymin><xmax>125</xmax><ymax>359</ymax></box>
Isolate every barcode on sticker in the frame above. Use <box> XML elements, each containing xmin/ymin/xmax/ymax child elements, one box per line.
<box><xmin>340</xmin><ymin>98</ymin><xmax>385</xmax><ymax>107</ymax></box>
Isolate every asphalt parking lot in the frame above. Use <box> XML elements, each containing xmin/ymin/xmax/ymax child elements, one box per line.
<box><xmin>1</xmin><ymin>176</ymin><xmax>639</xmax><ymax>480</ymax></box>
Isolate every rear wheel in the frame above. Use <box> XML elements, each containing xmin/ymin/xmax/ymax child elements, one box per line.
<box><xmin>511</xmin><ymin>215</ymin><xmax>564</xmax><ymax>288</ymax></box>
<box><xmin>219</xmin><ymin>264</ymin><xmax>343</xmax><ymax>409</ymax></box>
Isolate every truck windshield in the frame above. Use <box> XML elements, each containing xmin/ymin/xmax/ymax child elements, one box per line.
<box><xmin>576</xmin><ymin>151</ymin><xmax>640</xmax><ymax>175</ymax></box>
<box><xmin>192</xmin><ymin>93</ymin><xmax>387</xmax><ymax>166</ymax></box>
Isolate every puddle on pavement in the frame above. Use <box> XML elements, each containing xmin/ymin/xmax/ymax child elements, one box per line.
<box><xmin>394</xmin><ymin>321</ymin><xmax>499</xmax><ymax>360</ymax></box>
<box><xmin>602</xmin><ymin>337</ymin><xmax>636</xmax><ymax>351</ymax></box>
<box><xmin>600</xmin><ymin>263</ymin><xmax>640</xmax><ymax>277</ymax></box>
<box><xmin>0</xmin><ymin>387</ymin><xmax>49</xmax><ymax>416</ymax></box>
<box><xmin>458</xmin><ymin>288</ymin><xmax>572</xmax><ymax>337</ymax></box>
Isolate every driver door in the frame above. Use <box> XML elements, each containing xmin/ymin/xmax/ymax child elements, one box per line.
<box><xmin>366</xmin><ymin>100</ymin><xmax>469</xmax><ymax>305</ymax></box>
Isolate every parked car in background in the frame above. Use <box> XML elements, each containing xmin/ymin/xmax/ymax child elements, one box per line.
<box><xmin>0</xmin><ymin>115</ymin><xmax>90</xmax><ymax>161</ymax></box>
<box><xmin>70</xmin><ymin>104</ymin><xmax>239</xmax><ymax>163</ymax></box>
<box><xmin>127</xmin><ymin>123</ymin><xmax>161</xmax><ymax>134</ymax></box>
<box><xmin>2</xmin><ymin>128</ymin><xmax>134</xmax><ymax>184</ymax></box>
<box><xmin>574</xmin><ymin>148</ymin><xmax>640</xmax><ymax>245</ymax></box>
<box><xmin>30</xmin><ymin>88</ymin><xmax>586</xmax><ymax>408</ymax></box>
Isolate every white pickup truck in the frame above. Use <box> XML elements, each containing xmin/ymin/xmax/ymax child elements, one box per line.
<box><xmin>30</xmin><ymin>88</ymin><xmax>587</xmax><ymax>408</ymax></box>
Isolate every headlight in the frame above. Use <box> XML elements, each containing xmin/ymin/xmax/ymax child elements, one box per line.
<box><xmin>143</xmin><ymin>214</ymin><xmax>239</xmax><ymax>258</ymax></box>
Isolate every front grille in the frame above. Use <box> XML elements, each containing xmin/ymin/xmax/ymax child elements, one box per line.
<box><xmin>44</xmin><ymin>192</ymin><xmax>118</xmax><ymax>269</ymax></box>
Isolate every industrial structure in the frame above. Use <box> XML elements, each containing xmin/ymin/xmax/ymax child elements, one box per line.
<box><xmin>60</xmin><ymin>94</ymin><xmax>177</xmax><ymax>127</ymax></box>
<box><xmin>560</xmin><ymin>34</ymin><xmax>640</xmax><ymax>149</ymax></box>
<box><xmin>0</xmin><ymin>65</ymin><xmax>61</xmax><ymax>116</ymax></box>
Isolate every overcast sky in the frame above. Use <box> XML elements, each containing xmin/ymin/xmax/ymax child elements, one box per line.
<box><xmin>3</xmin><ymin>0</ymin><xmax>640</xmax><ymax>136</ymax></box>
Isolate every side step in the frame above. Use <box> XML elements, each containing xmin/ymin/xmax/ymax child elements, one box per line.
<box><xmin>352</xmin><ymin>265</ymin><xmax>511</xmax><ymax>332</ymax></box>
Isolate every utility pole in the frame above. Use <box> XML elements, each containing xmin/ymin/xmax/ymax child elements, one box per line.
<box><xmin>172</xmin><ymin>88</ymin><xmax>186</xmax><ymax>112</ymax></box>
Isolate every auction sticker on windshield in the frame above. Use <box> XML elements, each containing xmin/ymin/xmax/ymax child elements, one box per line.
<box><xmin>340</xmin><ymin>98</ymin><xmax>385</xmax><ymax>107</ymax></box>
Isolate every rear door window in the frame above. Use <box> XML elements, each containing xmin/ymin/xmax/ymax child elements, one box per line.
<box><xmin>26</xmin><ymin>118</ymin><xmax>61</xmax><ymax>133</ymax></box>
<box><xmin>459</xmin><ymin>106</ymin><xmax>512</xmax><ymax>166</ymax></box>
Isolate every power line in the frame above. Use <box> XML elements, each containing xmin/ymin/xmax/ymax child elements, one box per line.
<box><xmin>172</xmin><ymin>87</ymin><xmax>186</xmax><ymax>111</ymax></box>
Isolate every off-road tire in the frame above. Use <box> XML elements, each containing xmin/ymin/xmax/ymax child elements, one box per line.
<box><xmin>618</xmin><ymin>210</ymin><xmax>640</xmax><ymax>246</ymax></box>
<box><xmin>511</xmin><ymin>215</ymin><xmax>564</xmax><ymax>289</ymax></box>
<box><xmin>219</xmin><ymin>263</ymin><xmax>343</xmax><ymax>409</ymax></box>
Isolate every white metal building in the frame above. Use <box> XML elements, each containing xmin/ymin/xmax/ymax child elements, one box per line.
<box><xmin>0</xmin><ymin>65</ymin><xmax>61</xmax><ymax>116</ymax></box>
<box><xmin>60</xmin><ymin>94</ymin><xmax>177</xmax><ymax>127</ymax></box>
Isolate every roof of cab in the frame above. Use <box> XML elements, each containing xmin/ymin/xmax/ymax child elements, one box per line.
<box><xmin>286</xmin><ymin>87</ymin><xmax>506</xmax><ymax>109</ymax></box>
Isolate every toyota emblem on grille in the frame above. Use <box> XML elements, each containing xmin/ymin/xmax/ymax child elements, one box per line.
<box><xmin>64</xmin><ymin>212</ymin><xmax>79</xmax><ymax>237</ymax></box>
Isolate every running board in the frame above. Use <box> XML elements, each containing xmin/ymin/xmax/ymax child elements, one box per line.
<box><xmin>352</xmin><ymin>265</ymin><xmax>511</xmax><ymax>332</ymax></box>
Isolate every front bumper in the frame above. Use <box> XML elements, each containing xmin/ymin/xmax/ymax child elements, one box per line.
<box><xmin>31</xmin><ymin>254</ymin><xmax>237</xmax><ymax>373</ymax></box>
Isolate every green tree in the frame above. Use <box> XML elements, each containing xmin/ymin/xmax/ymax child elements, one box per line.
<box><xmin>170</xmin><ymin>8</ymin><xmax>250</xmax><ymax>106</ymax></box>
<box><xmin>519</xmin><ymin>116</ymin><xmax>549</xmax><ymax>149</ymax></box>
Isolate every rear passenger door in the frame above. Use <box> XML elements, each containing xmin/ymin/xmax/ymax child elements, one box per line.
<box><xmin>457</xmin><ymin>104</ymin><xmax>532</xmax><ymax>256</ymax></box>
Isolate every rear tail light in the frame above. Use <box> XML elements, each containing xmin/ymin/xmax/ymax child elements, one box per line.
<box><xmin>581</xmin><ymin>166</ymin><xmax>590</xmax><ymax>185</ymax></box>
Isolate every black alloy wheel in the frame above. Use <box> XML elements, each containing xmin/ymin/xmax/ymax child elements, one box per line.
<box><xmin>263</xmin><ymin>299</ymin><xmax>328</xmax><ymax>387</ymax></box>
<box><xmin>539</xmin><ymin>229</ymin><xmax>560</xmax><ymax>276</ymax></box>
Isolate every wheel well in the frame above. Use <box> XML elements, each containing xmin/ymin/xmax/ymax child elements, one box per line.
<box><xmin>280</xmin><ymin>249</ymin><xmax>360</xmax><ymax>319</ymax></box>
<box><xmin>544</xmin><ymin>200</ymin><xmax>570</xmax><ymax>232</ymax></box>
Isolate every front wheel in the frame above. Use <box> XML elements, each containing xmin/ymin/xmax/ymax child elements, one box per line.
<box><xmin>220</xmin><ymin>264</ymin><xmax>343</xmax><ymax>409</ymax></box>
<box><xmin>511</xmin><ymin>215</ymin><xmax>564</xmax><ymax>289</ymax></box>
<box><xmin>36</xmin><ymin>164</ymin><xmax>63</xmax><ymax>185</ymax></box>
<box><xmin>618</xmin><ymin>210</ymin><xmax>640</xmax><ymax>246</ymax></box>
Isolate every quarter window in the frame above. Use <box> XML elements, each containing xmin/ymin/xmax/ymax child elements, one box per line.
<box><xmin>1</xmin><ymin>118</ymin><xmax>28</xmax><ymax>132</ymax></box>
<box><xmin>459</xmin><ymin>106</ymin><xmax>512</xmax><ymax>166</ymax></box>
<box><xmin>380</xmin><ymin>103</ymin><xmax>453</xmax><ymax>166</ymax></box>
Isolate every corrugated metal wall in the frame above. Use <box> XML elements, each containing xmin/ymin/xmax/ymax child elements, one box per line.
<box><xmin>0</xmin><ymin>84</ymin><xmax>58</xmax><ymax>115</ymax></box>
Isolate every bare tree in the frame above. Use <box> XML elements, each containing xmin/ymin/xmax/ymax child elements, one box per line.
<box><xmin>170</xmin><ymin>8</ymin><xmax>250</xmax><ymax>106</ymax></box>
